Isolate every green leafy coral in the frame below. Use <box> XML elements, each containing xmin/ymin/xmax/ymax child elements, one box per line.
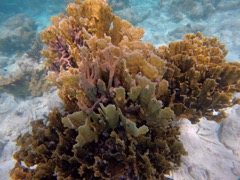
<box><xmin>10</xmin><ymin>0</ymin><xmax>240</xmax><ymax>179</ymax></box>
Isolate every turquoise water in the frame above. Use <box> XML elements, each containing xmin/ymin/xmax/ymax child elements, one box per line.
<box><xmin>0</xmin><ymin>0</ymin><xmax>240</xmax><ymax>59</ymax></box>
<box><xmin>1</xmin><ymin>1</ymin><xmax>239</xmax><ymax>94</ymax></box>
<box><xmin>0</xmin><ymin>0</ymin><xmax>240</xmax><ymax>179</ymax></box>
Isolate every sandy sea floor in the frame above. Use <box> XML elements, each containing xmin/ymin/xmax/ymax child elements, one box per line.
<box><xmin>0</xmin><ymin>1</ymin><xmax>239</xmax><ymax>179</ymax></box>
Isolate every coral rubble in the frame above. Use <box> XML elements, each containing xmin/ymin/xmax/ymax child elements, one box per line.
<box><xmin>0</xmin><ymin>55</ymin><xmax>50</xmax><ymax>97</ymax></box>
<box><xmin>10</xmin><ymin>0</ymin><xmax>240</xmax><ymax>179</ymax></box>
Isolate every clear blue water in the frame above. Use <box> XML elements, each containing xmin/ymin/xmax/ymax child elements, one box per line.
<box><xmin>0</xmin><ymin>0</ymin><xmax>240</xmax><ymax>59</ymax></box>
<box><xmin>0</xmin><ymin>0</ymin><xmax>239</xmax><ymax>179</ymax></box>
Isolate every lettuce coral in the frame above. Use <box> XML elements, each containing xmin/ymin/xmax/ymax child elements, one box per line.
<box><xmin>10</xmin><ymin>0</ymin><xmax>240</xmax><ymax>179</ymax></box>
<box><xmin>158</xmin><ymin>32</ymin><xmax>240</xmax><ymax>122</ymax></box>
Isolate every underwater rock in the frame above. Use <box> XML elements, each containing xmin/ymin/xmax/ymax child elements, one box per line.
<box><xmin>0</xmin><ymin>14</ymin><xmax>37</xmax><ymax>55</ymax></box>
<box><xmin>168</xmin><ymin>23</ymin><xmax>205</xmax><ymax>39</ymax></box>
<box><xmin>168</xmin><ymin>5</ymin><xmax>184</xmax><ymax>23</ymax></box>
<box><xmin>0</xmin><ymin>56</ymin><xmax>8</xmax><ymax>69</ymax></box>
<box><xmin>0</xmin><ymin>140</ymin><xmax>5</xmax><ymax>156</ymax></box>
<box><xmin>26</xmin><ymin>35</ymin><xmax>43</xmax><ymax>62</ymax></box>
<box><xmin>114</xmin><ymin>8</ymin><xmax>151</xmax><ymax>25</ymax></box>
<box><xmin>0</xmin><ymin>54</ymin><xmax>51</xmax><ymax>97</ymax></box>
<box><xmin>158</xmin><ymin>0</ymin><xmax>216</xmax><ymax>21</ymax></box>
<box><xmin>216</xmin><ymin>0</ymin><xmax>240</xmax><ymax>11</ymax></box>
<box><xmin>184</xmin><ymin>2</ymin><xmax>204</xmax><ymax>20</ymax></box>
<box><xmin>109</xmin><ymin>0</ymin><xmax>129</xmax><ymax>11</ymax></box>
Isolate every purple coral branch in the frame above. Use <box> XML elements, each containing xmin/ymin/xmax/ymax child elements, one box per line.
<box><xmin>49</xmin><ymin>37</ymin><xmax>78</xmax><ymax>72</ymax></box>
<box><xmin>98</xmin><ymin>47</ymin><xmax>123</xmax><ymax>91</ymax></box>
<box><xmin>79</xmin><ymin>57</ymin><xmax>99</xmax><ymax>94</ymax></box>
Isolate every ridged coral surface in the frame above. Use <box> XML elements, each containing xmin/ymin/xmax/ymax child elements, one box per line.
<box><xmin>158</xmin><ymin>32</ymin><xmax>240</xmax><ymax>122</ymax></box>
<box><xmin>10</xmin><ymin>0</ymin><xmax>240</xmax><ymax>179</ymax></box>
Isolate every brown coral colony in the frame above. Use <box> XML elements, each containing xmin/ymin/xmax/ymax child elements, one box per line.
<box><xmin>10</xmin><ymin>0</ymin><xmax>240</xmax><ymax>179</ymax></box>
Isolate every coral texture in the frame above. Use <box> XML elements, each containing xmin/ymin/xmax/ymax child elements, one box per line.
<box><xmin>158</xmin><ymin>32</ymin><xmax>240</xmax><ymax>122</ymax></box>
<box><xmin>10</xmin><ymin>0</ymin><xmax>240</xmax><ymax>179</ymax></box>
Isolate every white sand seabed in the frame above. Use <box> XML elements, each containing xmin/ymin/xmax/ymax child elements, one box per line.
<box><xmin>0</xmin><ymin>89</ymin><xmax>239</xmax><ymax>180</ymax></box>
<box><xmin>0</xmin><ymin>89</ymin><xmax>63</xmax><ymax>180</ymax></box>
<box><xmin>171</xmin><ymin>104</ymin><xmax>240</xmax><ymax>180</ymax></box>
<box><xmin>0</xmin><ymin>1</ymin><xmax>240</xmax><ymax>179</ymax></box>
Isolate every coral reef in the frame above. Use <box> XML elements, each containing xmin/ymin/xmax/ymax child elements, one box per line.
<box><xmin>158</xmin><ymin>0</ymin><xmax>216</xmax><ymax>21</ymax></box>
<box><xmin>216</xmin><ymin>0</ymin><xmax>240</xmax><ymax>11</ymax></box>
<box><xmin>26</xmin><ymin>35</ymin><xmax>43</xmax><ymax>62</ymax></box>
<box><xmin>108</xmin><ymin>0</ymin><xmax>151</xmax><ymax>26</ymax></box>
<box><xmin>158</xmin><ymin>32</ymin><xmax>240</xmax><ymax>122</ymax></box>
<box><xmin>0</xmin><ymin>14</ymin><xmax>37</xmax><ymax>55</ymax></box>
<box><xmin>114</xmin><ymin>8</ymin><xmax>151</xmax><ymax>26</ymax></box>
<box><xmin>0</xmin><ymin>54</ymin><xmax>50</xmax><ymax>97</ymax></box>
<box><xmin>168</xmin><ymin>23</ymin><xmax>205</xmax><ymax>39</ymax></box>
<box><xmin>0</xmin><ymin>68</ymin><xmax>50</xmax><ymax>97</ymax></box>
<box><xmin>109</xmin><ymin>0</ymin><xmax>129</xmax><ymax>11</ymax></box>
<box><xmin>158</xmin><ymin>0</ymin><xmax>240</xmax><ymax>23</ymax></box>
<box><xmin>0</xmin><ymin>14</ymin><xmax>50</xmax><ymax>97</ymax></box>
<box><xmin>0</xmin><ymin>71</ymin><xmax>32</xmax><ymax>97</ymax></box>
<box><xmin>10</xmin><ymin>0</ymin><xmax>240</xmax><ymax>179</ymax></box>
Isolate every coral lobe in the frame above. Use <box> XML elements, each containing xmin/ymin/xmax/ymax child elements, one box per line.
<box><xmin>10</xmin><ymin>0</ymin><xmax>240</xmax><ymax>179</ymax></box>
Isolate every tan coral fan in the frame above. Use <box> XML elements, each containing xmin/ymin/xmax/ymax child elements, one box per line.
<box><xmin>159</xmin><ymin>32</ymin><xmax>240</xmax><ymax>122</ymax></box>
<box><xmin>10</xmin><ymin>0</ymin><xmax>240</xmax><ymax>179</ymax></box>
